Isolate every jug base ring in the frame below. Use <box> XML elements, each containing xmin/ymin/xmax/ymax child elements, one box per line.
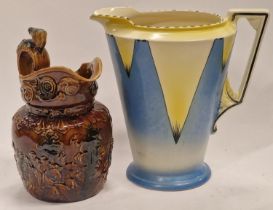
<box><xmin>126</xmin><ymin>162</ymin><xmax>211</xmax><ymax>191</ymax></box>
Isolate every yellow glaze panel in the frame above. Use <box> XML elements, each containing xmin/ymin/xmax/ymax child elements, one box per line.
<box><xmin>115</xmin><ymin>37</ymin><xmax>135</xmax><ymax>74</ymax></box>
<box><xmin>149</xmin><ymin>40</ymin><xmax>213</xmax><ymax>136</ymax></box>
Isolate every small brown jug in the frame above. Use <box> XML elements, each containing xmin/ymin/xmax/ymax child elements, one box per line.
<box><xmin>12</xmin><ymin>28</ymin><xmax>113</xmax><ymax>202</ymax></box>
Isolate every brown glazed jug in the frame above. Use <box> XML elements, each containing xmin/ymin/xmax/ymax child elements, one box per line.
<box><xmin>12</xmin><ymin>28</ymin><xmax>113</xmax><ymax>202</ymax></box>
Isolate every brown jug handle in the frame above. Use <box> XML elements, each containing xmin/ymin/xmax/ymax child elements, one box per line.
<box><xmin>17</xmin><ymin>27</ymin><xmax>50</xmax><ymax>76</ymax></box>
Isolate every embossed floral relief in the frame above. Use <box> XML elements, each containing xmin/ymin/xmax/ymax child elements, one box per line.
<box><xmin>12</xmin><ymin>106</ymin><xmax>113</xmax><ymax>201</ymax></box>
<box><xmin>13</xmin><ymin>128</ymin><xmax>103</xmax><ymax>200</ymax></box>
<box><xmin>37</xmin><ymin>76</ymin><xmax>57</xmax><ymax>100</ymax></box>
<box><xmin>14</xmin><ymin>28</ymin><xmax>112</xmax><ymax>202</ymax></box>
<box><xmin>58</xmin><ymin>78</ymin><xmax>80</xmax><ymax>96</ymax></box>
<box><xmin>20</xmin><ymin>84</ymin><xmax>34</xmax><ymax>103</ymax></box>
<box><xmin>21</xmin><ymin>76</ymin><xmax>81</xmax><ymax>103</ymax></box>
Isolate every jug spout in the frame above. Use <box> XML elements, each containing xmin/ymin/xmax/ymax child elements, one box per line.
<box><xmin>90</xmin><ymin>7</ymin><xmax>138</xmax><ymax>29</ymax></box>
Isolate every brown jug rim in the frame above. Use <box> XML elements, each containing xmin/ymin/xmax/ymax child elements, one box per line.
<box><xmin>17</xmin><ymin>27</ymin><xmax>102</xmax><ymax>108</ymax></box>
<box><xmin>19</xmin><ymin>59</ymin><xmax>102</xmax><ymax>83</ymax></box>
<box><xmin>17</xmin><ymin>27</ymin><xmax>102</xmax><ymax>83</ymax></box>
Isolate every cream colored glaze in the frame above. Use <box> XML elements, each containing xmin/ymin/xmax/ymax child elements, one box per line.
<box><xmin>91</xmin><ymin>7</ymin><xmax>236</xmax><ymax>41</ymax></box>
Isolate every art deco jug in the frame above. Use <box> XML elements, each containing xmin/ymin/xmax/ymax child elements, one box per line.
<box><xmin>91</xmin><ymin>8</ymin><xmax>268</xmax><ymax>190</ymax></box>
<box><xmin>12</xmin><ymin>28</ymin><xmax>113</xmax><ymax>202</ymax></box>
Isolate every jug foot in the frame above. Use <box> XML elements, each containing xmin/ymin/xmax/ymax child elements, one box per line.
<box><xmin>126</xmin><ymin>162</ymin><xmax>211</xmax><ymax>191</ymax></box>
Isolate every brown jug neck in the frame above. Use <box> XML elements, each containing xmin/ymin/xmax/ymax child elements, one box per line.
<box><xmin>17</xmin><ymin>28</ymin><xmax>102</xmax><ymax>110</ymax></box>
<box><xmin>26</xmin><ymin>102</ymin><xmax>94</xmax><ymax>118</ymax></box>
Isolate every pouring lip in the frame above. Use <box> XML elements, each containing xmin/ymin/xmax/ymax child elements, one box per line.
<box><xmin>91</xmin><ymin>7</ymin><xmax>227</xmax><ymax>30</ymax></box>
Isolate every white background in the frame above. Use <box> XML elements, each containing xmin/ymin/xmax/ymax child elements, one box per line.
<box><xmin>0</xmin><ymin>0</ymin><xmax>273</xmax><ymax>209</ymax></box>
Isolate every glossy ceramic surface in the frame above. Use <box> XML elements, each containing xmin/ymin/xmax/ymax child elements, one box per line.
<box><xmin>12</xmin><ymin>28</ymin><xmax>113</xmax><ymax>202</ymax></box>
<box><xmin>91</xmin><ymin>8</ymin><xmax>268</xmax><ymax>190</ymax></box>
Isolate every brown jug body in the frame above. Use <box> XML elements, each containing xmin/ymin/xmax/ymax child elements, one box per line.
<box><xmin>12</xmin><ymin>28</ymin><xmax>113</xmax><ymax>202</ymax></box>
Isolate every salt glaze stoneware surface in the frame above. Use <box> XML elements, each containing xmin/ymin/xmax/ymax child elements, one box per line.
<box><xmin>12</xmin><ymin>28</ymin><xmax>113</xmax><ymax>202</ymax></box>
<box><xmin>91</xmin><ymin>8</ymin><xmax>269</xmax><ymax>191</ymax></box>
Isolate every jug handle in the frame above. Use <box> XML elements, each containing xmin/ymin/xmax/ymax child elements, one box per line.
<box><xmin>213</xmin><ymin>9</ymin><xmax>269</xmax><ymax>132</ymax></box>
<box><xmin>17</xmin><ymin>27</ymin><xmax>50</xmax><ymax>76</ymax></box>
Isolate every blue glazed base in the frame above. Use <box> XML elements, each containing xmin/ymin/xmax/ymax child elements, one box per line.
<box><xmin>126</xmin><ymin>162</ymin><xmax>211</xmax><ymax>191</ymax></box>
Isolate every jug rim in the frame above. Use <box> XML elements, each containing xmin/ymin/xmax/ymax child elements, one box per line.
<box><xmin>19</xmin><ymin>65</ymin><xmax>101</xmax><ymax>83</ymax></box>
<box><xmin>91</xmin><ymin>7</ymin><xmax>228</xmax><ymax>30</ymax></box>
<box><xmin>91</xmin><ymin>7</ymin><xmax>236</xmax><ymax>41</ymax></box>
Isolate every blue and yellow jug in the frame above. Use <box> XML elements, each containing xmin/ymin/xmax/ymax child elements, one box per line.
<box><xmin>91</xmin><ymin>7</ymin><xmax>269</xmax><ymax>190</ymax></box>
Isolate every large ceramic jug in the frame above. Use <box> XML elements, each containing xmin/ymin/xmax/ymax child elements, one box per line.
<box><xmin>12</xmin><ymin>28</ymin><xmax>113</xmax><ymax>202</ymax></box>
<box><xmin>91</xmin><ymin>8</ymin><xmax>268</xmax><ymax>190</ymax></box>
